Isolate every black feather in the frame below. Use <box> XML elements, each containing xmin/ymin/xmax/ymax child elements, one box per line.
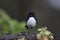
<box><xmin>26</xmin><ymin>11</ymin><xmax>37</xmax><ymax>22</ymax></box>
<box><xmin>25</xmin><ymin>11</ymin><xmax>37</xmax><ymax>29</ymax></box>
<box><xmin>25</xmin><ymin>25</ymin><xmax>29</xmax><ymax>29</ymax></box>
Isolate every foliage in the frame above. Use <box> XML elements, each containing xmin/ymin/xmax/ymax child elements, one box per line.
<box><xmin>0</xmin><ymin>9</ymin><xmax>26</xmax><ymax>36</ymax></box>
<box><xmin>37</xmin><ymin>27</ymin><xmax>54</xmax><ymax>40</ymax></box>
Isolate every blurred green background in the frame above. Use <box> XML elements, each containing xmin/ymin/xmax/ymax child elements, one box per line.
<box><xmin>0</xmin><ymin>10</ymin><xmax>27</xmax><ymax>35</ymax></box>
<box><xmin>0</xmin><ymin>0</ymin><xmax>60</xmax><ymax>40</ymax></box>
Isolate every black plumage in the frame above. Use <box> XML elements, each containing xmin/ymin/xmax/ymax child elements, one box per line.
<box><xmin>25</xmin><ymin>11</ymin><xmax>37</xmax><ymax>29</ymax></box>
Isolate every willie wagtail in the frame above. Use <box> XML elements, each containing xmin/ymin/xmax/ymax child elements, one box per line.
<box><xmin>25</xmin><ymin>11</ymin><xmax>37</xmax><ymax>29</ymax></box>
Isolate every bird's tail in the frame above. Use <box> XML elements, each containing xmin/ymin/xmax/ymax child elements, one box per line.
<box><xmin>25</xmin><ymin>25</ymin><xmax>29</xmax><ymax>29</ymax></box>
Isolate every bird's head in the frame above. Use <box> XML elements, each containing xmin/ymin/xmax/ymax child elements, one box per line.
<box><xmin>28</xmin><ymin>11</ymin><xmax>35</xmax><ymax>17</ymax></box>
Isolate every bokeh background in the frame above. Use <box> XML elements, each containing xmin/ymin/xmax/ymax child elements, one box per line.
<box><xmin>0</xmin><ymin>0</ymin><xmax>60</xmax><ymax>40</ymax></box>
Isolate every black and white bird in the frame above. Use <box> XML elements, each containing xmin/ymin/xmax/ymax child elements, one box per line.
<box><xmin>25</xmin><ymin>11</ymin><xmax>37</xmax><ymax>29</ymax></box>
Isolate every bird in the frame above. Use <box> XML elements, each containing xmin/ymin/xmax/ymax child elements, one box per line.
<box><xmin>25</xmin><ymin>11</ymin><xmax>37</xmax><ymax>29</ymax></box>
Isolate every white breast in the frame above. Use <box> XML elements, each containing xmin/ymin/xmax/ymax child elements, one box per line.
<box><xmin>27</xmin><ymin>17</ymin><xmax>36</xmax><ymax>27</ymax></box>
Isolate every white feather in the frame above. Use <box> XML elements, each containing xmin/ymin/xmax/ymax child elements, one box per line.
<box><xmin>27</xmin><ymin>17</ymin><xmax>36</xmax><ymax>27</ymax></box>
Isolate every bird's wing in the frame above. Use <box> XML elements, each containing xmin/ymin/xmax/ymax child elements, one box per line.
<box><xmin>26</xmin><ymin>16</ymin><xmax>29</xmax><ymax>22</ymax></box>
<box><xmin>34</xmin><ymin>16</ymin><xmax>37</xmax><ymax>22</ymax></box>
